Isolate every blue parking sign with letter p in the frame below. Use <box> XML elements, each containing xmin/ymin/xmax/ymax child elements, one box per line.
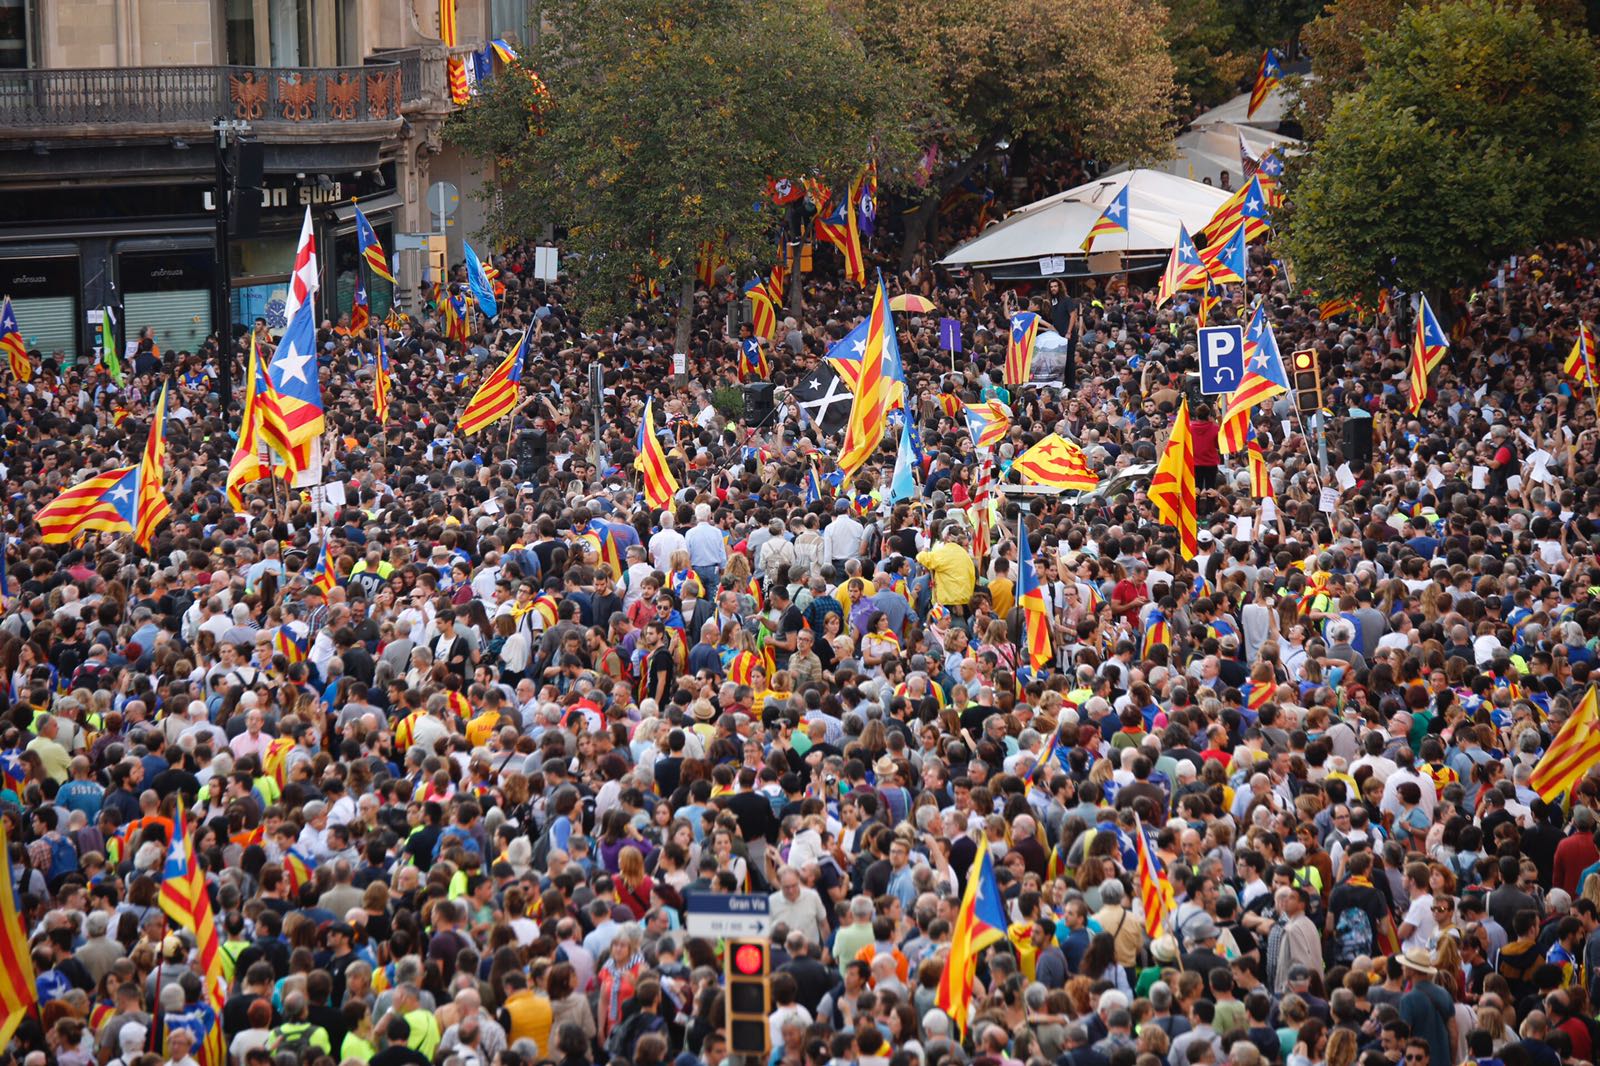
<box><xmin>1197</xmin><ymin>325</ymin><xmax>1245</xmax><ymax>395</ymax></box>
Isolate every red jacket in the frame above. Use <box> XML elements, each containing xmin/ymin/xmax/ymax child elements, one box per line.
<box><xmin>1189</xmin><ymin>418</ymin><xmax>1221</xmax><ymax>467</ymax></box>
<box><xmin>1552</xmin><ymin>832</ymin><xmax>1598</xmax><ymax>896</ymax></box>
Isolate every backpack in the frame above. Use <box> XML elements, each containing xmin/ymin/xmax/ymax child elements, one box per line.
<box><xmin>270</xmin><ymin>1024</ymin><xmax>319</xmax><ymax>1059</ymax></box>
<box><xmin>528</xmin><ymin>814</ymin><xmax>556</xmax><ymax>872</ymax></box>
<box><xmin>1334</xmin><ymin>905</ymin><xmax>1376</xmax><ymax>963</ymax></box>
<box><xmin>45</xmin><ymin>833</ymin><xmax>78</xmax><ymax>882</ymax></box>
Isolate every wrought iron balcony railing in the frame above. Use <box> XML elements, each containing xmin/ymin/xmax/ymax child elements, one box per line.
<box><xmin>0</xmin><ymin>62</ymin><xmax>417</xmax><ymax>136</ymax></box>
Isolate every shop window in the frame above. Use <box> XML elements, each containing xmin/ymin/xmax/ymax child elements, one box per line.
<box><xmin>0</xmin><ymin>256</ymin><xmax>79</xmax><ymax>362</ymax></box>
<box><xmin>120</xmin><ymin>251</ymin><xmax>214</xmax><ymax>356</ymax></box>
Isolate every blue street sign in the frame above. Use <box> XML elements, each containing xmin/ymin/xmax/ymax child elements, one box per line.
<box><xmin>1197</xmin><ymin>324</ymin><xmax>1245</xmax><ymax>395</ymax></box>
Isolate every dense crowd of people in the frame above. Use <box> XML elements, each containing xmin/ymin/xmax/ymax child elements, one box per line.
<box><xmin>5</xmin><ymin>141</ymin><xmax>1600</xmax><ymax>1066</ymax></box>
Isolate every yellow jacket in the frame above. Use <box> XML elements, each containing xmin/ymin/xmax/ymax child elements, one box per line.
<box><xmin>917</xmin><ymin>543</ymin><xmax>976</xmax><ymax>606</ymax></box>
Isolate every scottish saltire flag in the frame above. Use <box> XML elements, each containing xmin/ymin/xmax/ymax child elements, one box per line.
<box><xmin>463</xmin><ymin>241</ymin><xmax>498</xmax><ymax>319</ymax></box>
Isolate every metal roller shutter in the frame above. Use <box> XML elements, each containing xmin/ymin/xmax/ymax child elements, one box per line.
<box><xmin>10</xmin><ymin>296</ymin><xmax>79</xmax><ymax>362</ymax></box>
<box><xmin>123</xmin><ymin>291</ymin><xmax>212</xmax><ymax>356</ymax></box>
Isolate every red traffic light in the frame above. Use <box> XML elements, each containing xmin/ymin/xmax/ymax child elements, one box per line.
<box><xmin>732</xmin><ymin>944</ymin><xmax>766</xmax><ymax>975</ymax></box>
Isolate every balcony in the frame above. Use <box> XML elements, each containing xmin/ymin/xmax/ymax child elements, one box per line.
<box><xmin>0</xmin><ymin>62</ymin><xmax>420</xmax><ymax>141</ymax></box>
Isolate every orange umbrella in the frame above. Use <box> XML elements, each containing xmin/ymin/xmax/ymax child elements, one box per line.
<box><xmin>889</xmin><ymin>294</ymin><xmax>936</xmax><ymax>313</ymax></box>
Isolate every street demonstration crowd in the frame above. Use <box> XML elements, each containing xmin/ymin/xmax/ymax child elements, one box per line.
<box><xmin>7</xmin><ymin>144</ymin><xmax>1600</xmax><ymax>1066</ymax></box>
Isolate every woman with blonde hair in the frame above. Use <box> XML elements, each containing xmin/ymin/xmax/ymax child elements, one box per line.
<box><xmin>615</xmin><ymin>845</ymin><xmax>655</xmax><ymax>920</ymax></box>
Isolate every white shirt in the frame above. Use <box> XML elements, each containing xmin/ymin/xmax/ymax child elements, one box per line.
<box><xmin>1402</xmin><ymin>892</ymin><xmax>1436</xmax><ymax>951</ymax></box>
<box><xmin>822</xmin><ymin>515</ymin><xmax>865</xmax><ymax>560</ymax></box>
<box><xmin>1380</xmin><ymin>767</ymin><xmax>1437</xmax><ymax>821</ymax></box>
<box><xmin>648</xmin><ymin>528</ymin><xmax>688</xmax><ymax>572</ymax></box>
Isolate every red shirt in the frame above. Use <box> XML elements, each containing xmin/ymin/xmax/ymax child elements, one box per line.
<box><xmin>1112</xmin><ymin>578</ymin><xmax>1147</xmax><ymax>624</ymax></box>
<box><xmin>1189</xmin><ymin>418</ymin><xmax>1221</xmax><ymax>467</ymax></box>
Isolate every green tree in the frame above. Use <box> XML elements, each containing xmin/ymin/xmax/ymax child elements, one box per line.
<box><xmin>847</xmin><ymin>0</ymin><xmax>1178</xmax><ymax>264</ymax></box>
<box><xmin>1164</xmin><ymin>0</ymin><xmax>1253</xmax><ymax>110</ymax></box>
<box><xmin>1294</xmin><ymin>0</ymin><xmax>1407</xmax><ymax>140</ymax></box>
<box><xmin>1280</xmin><ymin>0</ymin><xmax>1600</xmax><ymax>305</ymax></box>
<box><xmin>445</xmin><ymin>0</ymin><xmax>928</xmax><ymax>342</ymax></box>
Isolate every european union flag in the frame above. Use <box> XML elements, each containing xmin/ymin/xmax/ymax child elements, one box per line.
<box><xmin>463</xmin><ymin>241</ymin><xmax>498</xmax><ymax>320</ymax></box>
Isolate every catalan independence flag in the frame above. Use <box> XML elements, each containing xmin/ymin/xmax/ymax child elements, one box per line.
<box><xmin>353</xmin><ymin>205</ymin><xmax>396</xmax><ymax>283</ymax></box>
<box><xmin>157</xmin><ymin>811</ymin><xmax>228</xmax><ymax>1066</ymax></box>
<box><xmin>309</xmin><ymin>537</ymin><xmax>337</xmax><ymax>595</ymax></box>
<box><xmin>263</xmin><ymin>299</ymin><xmax>326</xmax><ymax>450</ymax></box>
<box><xmin>1247</xmin><ymin>48</ymin><xmax>1282</xmax><ymax>119</ymax></box>
<box><xmin>1142</xmin><ymin>608</ymin><xmax>1171</xmax><ymax>659</ymax></box>
<box><xmin>1148</xmin><ymin>397</ymin><xmax>1199</xmax><ymax>560</ymax></box>
<box><xmin>1241</xmin><ymin>678</ymin><xmax>1274</xmax><ymax>713</ymax></box>
<box><xmin>262</xmin><ymin>733</ymin><xmax>296</xmax><ymax>786</ymax></box>
<box><xmin>738</xmin><ymin>336</ymin><xmax>769</xmax><ymax>382</ymax></box>
<box><xmin>634</xmin><ymin>398</ymin><xmax>679</xmax><ymax>511</ymax></box>
<box><xmin>815</xmin><ymin>183</ymin><xmax>866</xmax><ymax>286</ymax></box>
<box><xmin>349</xmin><ymin>278</ymin><xmax>371</xmax><ymax>335</ymax></box>
<box><xmin>0</xmin><ymin>297</ymin><xmax>29</xmax><ymax>383</ymax></box>
<box><xmin>963</xmin><ymin>400</ymin><xmax>1011</xmax><ymax>451</ymax></box>
<box><xmin>272</xmin><ymin>627</ymin><xmax>308</xmax><ymax>666</ymax></box>
<box><xmin>1028</xmin><ymin>732</ymin><xmax>1071</xmax><ymax>787</ymax></box>
<box><xmin>1014</xmin><ymin>433</ymin><xmax>1098</xmax><ymax>492</ymax></box>
<box><xmin>374</xmin><ymin>330</ymin><xmax>393</xmax><ymax>425</ymax></box>
<box><xmin>744</xmin><ymin>276</ymin><xmax>778</xmax><ymax>344</ymax></box>
<box><xmin>1080</xmin><ymin>184</ymin><xmax>1130</xmax><ymax>252</ymax></box>
<box><xmin>1407</xmin><ymin>295</ymin><xmax>1449</xmax><ymax>414</ymax></box>
<box><xmin>1005</xmin><ymin>311</ymin><xmax>1040</xmax><ymax>386</ymax></box>
<box><xmin>1157</xmin><ymin>224</ymin><xmax>1209</xmax><ymax>307</ymax></box>
<box><xmin>0</xmin><ymin>816</ymin><xmax>38</xmax><ymax>1048</ymax></box>
<box><xmin>836</xmin><ymin>274</ymin><xmax>896</xmax><ymax>479</ymax></box>
<box><xmin>1219</xmin><ymin>301</ymin><xmax>1289</xmax><ymax>454</ymax></box>
<box><xmin>36</xmin><ymin>465</ymin><xmax>140</xmax><ymax>543</ymax></box>
<box><xmin>1017</xmin><ymin>518</ymin><xmax>1053</xmax><ymax>670</ymax></box>
<box><xmin>133</xmin><ymin>382</ymin><xmax>173</xmax><ymax>549</ymax></box>
<box><xmin>1200</xmin><ymin>223</ymin><xmax>1248</xmax><ymax>286</ymax></box>
<box><xmin>283</xmin><ymin>845</ymin><xmax>316</xmax><ymax>895</ymax></box>
<box><xmin>935</xmin><ymin>837</ymin><xmax>1007</xmax><ymax>1036</ymax></box>
<box><xmin>458</xmin><ymin>328</ymin><xmax>528</xmax><ymax>435</ymax></box>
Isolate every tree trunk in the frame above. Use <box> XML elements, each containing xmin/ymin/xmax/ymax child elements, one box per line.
<box><xmin>675</xmin><ymin>270</ymin><xmax>694</xmax><ymax>359</ymax></box>
<box><xmin>898</xmin><ymin>132</ymin><xmax>1006</xmax><ymax>270</ymax></box>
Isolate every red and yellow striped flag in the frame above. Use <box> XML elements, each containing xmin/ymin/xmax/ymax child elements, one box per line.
<box><xmin>1014</xmin><ymin>433</ymin><xmax>1097</xmax><ymax>492</ymax></box>
<box><xmin>457</xmin><ymin>330</ymin><xmax>528</xmax><ymax>435</ymax></box>
<box><xmin>0</xmin><ymin>297</ymin><xmax>30</xmax><ymax>383</ymax></box>
<box><xmin>1148</xmin><ymin>398</ymin><xmax>1198</xmax><ymax>560</ymax></box>
<box><xmin>0</xmin><ymin>816</ymin><xmax>38</xmax><ymax>1047</ymax></box>
<box><xmin>634</xmin><ymin>398</ymin><xmax>679</xmax><ymax>512</ymax></box>
<box><xmin>1133</xmin><ymin>813</ymin><xmax>1175</xmax><ymax>940</ymax></box>
<box><xmin>226</xmin><ymin>337</ymin><xmax>270</xmax><ymax>512</ymax></box>
<box><xmin>836</xmin><ymin>276</ymin><xmax>895</xmax><ymax>478</ymax></box>
<box><xmin>133</xmin><ymin>382</ymin><xmax>173</xmax><ymax>548</ymax></box>
<box><xmin>1530</xmin><ymin>685</ymin><xmax>1600</xmax><ymax>800</ymax></box>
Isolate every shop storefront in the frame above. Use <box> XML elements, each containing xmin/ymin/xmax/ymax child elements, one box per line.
<box><xmin>0</xmin><ymin>163</ymin><xmax>399</xmax><ymax>357</ymax></box>
<box><xmin>0</xmin><ymin>253</ymin><xmax>78</xmax><ymax>359</ymax></box>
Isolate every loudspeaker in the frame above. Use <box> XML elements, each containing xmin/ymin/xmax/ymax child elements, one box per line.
<box><xmin>744</xmin><ymin>382</ymin><xmax>776</xmax><ymax>425</ymax></box>
<box><xmin>1343</xmin><ymin>414</ymin><xmax>1373</xmax><ymax>466</ymax></box>
<box><xmin>234</xmin><ymin>138</ymin><xmax>265</xmax><ymax>189</ymax></box>
<box><xmin>229</xmin><ymin>186</ymin><xmax>262</xmax><ymax>239</ymax></box>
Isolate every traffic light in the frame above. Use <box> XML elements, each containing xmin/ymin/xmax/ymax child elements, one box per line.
<box><xmin>725</xmin><ymin>938</ymin><xmax>771</xmax><ymax>1056</ymax></box>
<box><xmin>1291</xmin><ymin>348</ymin><xmax>1322</xmax><ymax>414</ymax></box>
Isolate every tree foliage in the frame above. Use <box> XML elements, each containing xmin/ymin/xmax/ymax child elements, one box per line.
<box><xmin>1280</xmin><ymin>0</ymin><xmax>1600</xmax><ymax>303</ymax></box>
<box><xmin>444</xmin><ymin>0</ymin><xmax>928</xmax><ymax>326</ymax></box>
<box><xmin>846</xmin><ymin>0</ymin><xmax>1178</xmax><ymax>259</ymax></box>
<box><xmin>1163</xmin><ymin>0</ymin><xmax>1254</xmax><ymax>110</ymax></box>
<box><xmin>1294</xmin><ymin>0</ymin><xmax>1406</xmax><ymax>139</ymax></box>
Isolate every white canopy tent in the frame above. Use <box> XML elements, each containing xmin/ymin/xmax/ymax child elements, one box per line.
<box><xmin>1189</xmin><ymin>74</ymin><xmax>1309</xmax><ymax>131</ymax></box>
<box><xmin>1118</xmin><ymin>121</ymin><xmax>1302</xmax><ymax>190</ymax></box>
<box><xmin>939</xmin><ymin>169</ymin><xmax>1230</xmax><ymax>279</ymax></box>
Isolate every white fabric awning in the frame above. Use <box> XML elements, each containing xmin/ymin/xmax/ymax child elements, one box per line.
<box><xmin>939</xmin><ymin>169</ymin><xmax>1231</xmax><ymax>269</ymax></box>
